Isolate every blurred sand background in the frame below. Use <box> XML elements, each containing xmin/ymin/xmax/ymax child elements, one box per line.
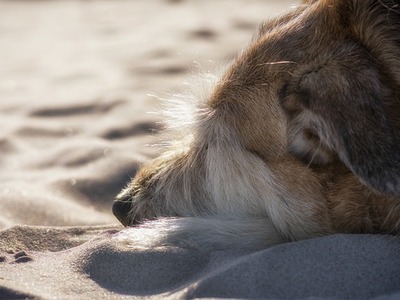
<box><xmin>1</xmin><ymin>1</ymin><xmax>400</xmax><ymax>299</ymax></box>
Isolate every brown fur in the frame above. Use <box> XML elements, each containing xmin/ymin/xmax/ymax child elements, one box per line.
<box><xmin>113</xmin><ymin>0</ymin><xmax>400</xmax><ymax>249</ymax></box>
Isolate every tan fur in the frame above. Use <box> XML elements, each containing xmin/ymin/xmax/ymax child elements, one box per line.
<box><xmin>113</xmin><ymin>0</ymin><xmax>400</xmax><ymax>250</ymax></box>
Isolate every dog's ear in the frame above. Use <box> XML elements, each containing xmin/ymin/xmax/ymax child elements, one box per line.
<box><xmin>281</xmin><ymin>45</ymin><xmax>400</xmax><ymax>195</ymax></box>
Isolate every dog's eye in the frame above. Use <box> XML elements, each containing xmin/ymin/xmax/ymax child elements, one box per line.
<box><xmin>287</xmin><ymin>126</ymin><xmax>333</xmax><ymax>166</ymax></box>
<box><xmin>278</xmin><ymin>85</ymin><xmax>337</xmax><ymax>167</ymax></box>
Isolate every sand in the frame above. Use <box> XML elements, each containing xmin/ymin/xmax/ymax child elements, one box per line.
<box><xmin>1</xmin><ymin>0</ymin><xmax>400</xmax><ymax>299</ymax></box>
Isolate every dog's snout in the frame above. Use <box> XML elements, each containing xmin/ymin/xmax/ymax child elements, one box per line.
<box><xmin>112</xmin><ymin>197</ymin><xmax>132</xmax><ymax>227</ymax></box>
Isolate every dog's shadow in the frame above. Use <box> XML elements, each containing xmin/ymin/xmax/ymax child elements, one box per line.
<box><xmin>81</xmin><ymin>241</ymin><xmax>215</xmax><ymax>296</ymax></box>
<box><xmin>82</xmin><ymin>234</ymin><xmax>400</xmax><ymax>299</ymax></box>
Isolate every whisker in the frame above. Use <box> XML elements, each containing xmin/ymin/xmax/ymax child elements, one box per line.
<box><xmin>258</xmin><ymin>61</ymin><xmax>297</xmax><ymax>66</ymax></box>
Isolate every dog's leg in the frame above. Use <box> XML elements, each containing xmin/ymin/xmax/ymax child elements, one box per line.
<box><xmin>115</xmin><ymin>217</ymin><xmax>285</xmax><ymax>250</ymax></box>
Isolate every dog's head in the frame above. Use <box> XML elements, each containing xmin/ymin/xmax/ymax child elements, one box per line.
<box><xmin>113</xmin><ymin>0</ymin><xmax>400</xmax><ymax>238</ymax></box>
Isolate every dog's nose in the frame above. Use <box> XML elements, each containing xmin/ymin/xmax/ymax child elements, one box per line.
<box><xmin>112</xmin><ymin>199</ymin><xmax>132</xmax><ymax>227</ymax></box>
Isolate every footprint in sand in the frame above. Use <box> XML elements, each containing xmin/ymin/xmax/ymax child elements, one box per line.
<box><xmin>13</xmin><ymin>251</ymin><xmax>33</xmax><ymax>263</ymax></box>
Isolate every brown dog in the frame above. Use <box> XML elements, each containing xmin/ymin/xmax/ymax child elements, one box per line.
<box><xmin>113</xmin><ymin>0</ymin><xmax>400</xmax><ymax>250</ymax></box>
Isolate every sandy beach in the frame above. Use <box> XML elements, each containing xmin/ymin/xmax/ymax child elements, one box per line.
<box><xmin>1</xmin><ymin>1</ymin><xmax>400</xmax><ymax>299</ymax></box>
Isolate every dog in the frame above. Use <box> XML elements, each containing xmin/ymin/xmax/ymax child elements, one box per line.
<box><xmin>112</xmin><ymin>0</ymin><xmax>400</xmax><ymax>250</ymax></box>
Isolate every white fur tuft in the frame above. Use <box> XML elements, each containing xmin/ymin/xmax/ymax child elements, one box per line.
<box><xmin>155</xmin><ymin>71</ymin><xmax>220</xmax><ymax>148</ymax></box>
<box><xmin>114</xmin><ymin>217</ymin><xmax>285</xmax><ymax>251</ymax></box>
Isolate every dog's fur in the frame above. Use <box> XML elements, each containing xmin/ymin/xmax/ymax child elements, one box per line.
<box><xmin>113</xmin><ymin>0</ymin><xmax>400</xmax><ymax>250</ymax></box>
